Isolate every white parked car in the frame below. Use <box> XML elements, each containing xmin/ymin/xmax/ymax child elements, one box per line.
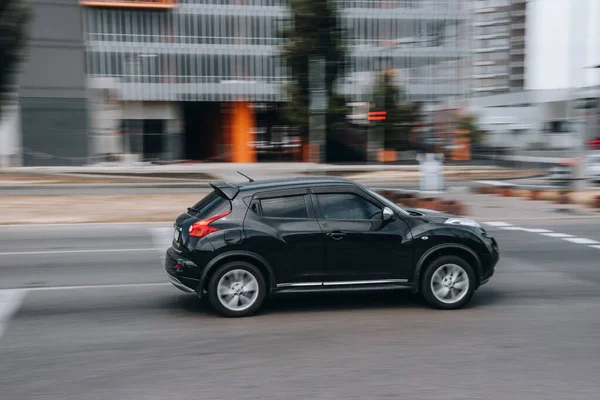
<box><xmin>548</xmin><ymin>154</ymin><xmax>600</xmax><ymax>184</ymax></box>
<box><xmin>583</xmin><ymin>154</ymin><xmax>600</xmax><ymax>183</ymax></box>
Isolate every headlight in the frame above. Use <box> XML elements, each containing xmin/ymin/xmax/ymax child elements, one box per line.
<box><xmin>444</xmin><ymin>218</ymin><xmax>482</xmax><ymax>228</ymax></box>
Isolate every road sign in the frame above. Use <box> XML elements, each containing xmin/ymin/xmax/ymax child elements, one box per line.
<box><xmin>368</xmin><ymin>111</ymin><xmax>386</xmax><ymax>121</ymax></box>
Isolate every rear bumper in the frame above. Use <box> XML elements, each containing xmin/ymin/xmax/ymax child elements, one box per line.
<box><xmin>167</xmin><ymin>274</ymin><xmax>196</xmax><ymax>294</ymax></box>
<box><xmin>165</xmin><ymin>247</ymin><xmax>201</xmax><ymax>295</ymax></box>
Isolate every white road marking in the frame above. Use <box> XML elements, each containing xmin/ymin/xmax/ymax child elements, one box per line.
<box><xmin>489</xmin><ymin>224</ymin><xmax>554</xmax><ymax>234</ymax></box>
<box><xmin>541</xmin><ymin>233</ymin><xmax>576</xmax><ymax>238</ymax></box>
<box><xmin>0</xmin><ymin>222</ymin><xmax>171</xmax><ymax>229</ymax></box>
<box><xmin>0</xmin><ymin>282</ymin><xmax>174</xmax><ymax>340</ymax></box>
<box><xmin>10</xmin><ymin>283</ymin><xmax>171</xmax><ymax>292</ymax></box>
<box><xmin>0</xmin><ymin>289</ymin><xmax>28</xmax><ymax>341</ymax></box>
<box><xmin>477</xmin><ymin>181</ymin><xmax>512</xmax><ymax>187</ymax></box>
<box><xmin>521</xmin><ymin>228</ymin><xmax>553</xmax><ymax>233</ymax></box>
<box><xmin>485</xmin><ymin>222</ymin><xmax>513</xmax><ymax>227</ymax></box>
<box><xmin>0</xmin><ymin>248</ymin><xmax>161</xmax><ymax>256</ymax></box>
<box><xmin>563</xmin><ymin>238</ymin><xmax>600</xmax><ymax>245</ymax></box>
<box><xmin>149</xmin><ymin>227</ymin><xmax>174</xmax><ymax>254</ymax></box>
<box><xmin>490</xmin><ymin>223</ymin><xmax>600</xmax><ymax>250</ymax></box>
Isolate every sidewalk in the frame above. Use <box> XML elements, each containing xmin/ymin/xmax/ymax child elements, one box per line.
<box><xmin>6</xmin><ymin>162</ymin><xmax>508</xmax><ymax>173</ymax></box>
<box><xmin>2</xmin><ymin>162</ymin><xmax>536</xmax><ymax>186</ymax></box>
<box><xmin>1</xmin><ymin>186</ymin><xmax>597</xmax><ymax>225</ymax></box>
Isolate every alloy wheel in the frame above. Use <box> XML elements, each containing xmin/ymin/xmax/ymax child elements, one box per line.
<box><xmin>430</xmin><ymin>263</ymin><xmax>470</xmax><ymax>304</ymax></box>
<box><xmin>217</xmin><ymin>269</ymin><xmax>260</xmax><ymax>312</ymax></box>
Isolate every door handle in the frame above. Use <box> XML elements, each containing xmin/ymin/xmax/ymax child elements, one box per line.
<box><xmin>327</xmin><ymin>231</ymin><xmax>347</xmax><ymax>240</ymax></box>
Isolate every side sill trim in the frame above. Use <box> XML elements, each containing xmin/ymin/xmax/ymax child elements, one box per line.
<box><xmin>276</xmin><ymin>279</ymin><xmax>408</xmax><ymax>288</ymax></box>
<box><xmin>324</xmin><ymin>279</ymin><xmax>408</xmax><ymax>286</ymax></box>
<box><xmin>277</xmin><ymin>282</ymin><xmax>323</xmax><ymax>288</ymax></box>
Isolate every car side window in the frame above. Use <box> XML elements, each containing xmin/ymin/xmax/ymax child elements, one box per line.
<box><xmin>317</xmin><ymin>193</ymin><xmax>381</xmax><ymax>220</ymax></box>
<box><xmin>259</xmin><ymin>195</ymin><xmax>309</xmax><ymax>219</ymax></box>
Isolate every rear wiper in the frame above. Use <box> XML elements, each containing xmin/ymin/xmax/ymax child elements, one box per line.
<box><xmin>187</xmin><ymin>207</ymin><xmax>200</xmax><ymax>214</ymax></box>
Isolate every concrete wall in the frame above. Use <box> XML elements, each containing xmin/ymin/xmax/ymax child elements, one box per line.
<box><xmin>0</xmin><ymin>102</ymin><xmax>22</xmax><ymax>167</ymax></box>
<box><xmin>119</xmin><ymin>101</ymin><xmax>183</xmax><ymax>161</ymax></box>
<box><xmin>470</xmin><ymin>105</ymin><xmax>540</xmax><ymax>149</ymax></box>
<box><xmin>87</xmin><ymin>78</ymin><xmax>122</xmax><ymax>158</ymax></box>
<box><xmin>469</xmin><ymin>87</ymin><xmax>600</xmax><ymax>151</ymax></box>
<box><xmin>18</xmin><ymin>0</ymin><xmax>89</xmax><ymax>166</ymax></box>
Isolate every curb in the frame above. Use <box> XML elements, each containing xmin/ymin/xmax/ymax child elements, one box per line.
<box><xmin>376</xmin><ymin>190</ymin><xmax>468</xmax><ymax>216</ymax></box>
<box><xmin>0</xmin><ymin>182</ymin><xmax>213</xmax><ymax>190</ymax></box>
<box><xmin>472</xmin><ymin>181</ymin><xmax>600</xmax><ymax>212</ymax></box>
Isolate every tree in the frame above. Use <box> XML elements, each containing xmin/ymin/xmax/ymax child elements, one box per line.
<box><xmin>0</xmin><ymin>0</ymin><xmax>31</xmax><ymax>118</ymax></box>
<box><xmin>372</xmin><ymin>71</ymin><xmax>420</xmax><ymax>151</ymax></box>
<box><xmin>455</xmin><ymin>112</ymin><xmax>483</xmax><ymax>145</ymax></box>
<box><xmin>280</xmin><ymin>0</ymin><xmax>346</xmax><ymax>139</ymax></box>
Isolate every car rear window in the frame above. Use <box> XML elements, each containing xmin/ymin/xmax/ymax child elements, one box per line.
<box><xmin>260</xmin><ymin>195</ymin><xmax>309</xmax><ymax>219</ymax></box>
<box><xmin>190</xmin><ymin>191</ymin><xmax>231</xmax><ymax>219</ymax></box>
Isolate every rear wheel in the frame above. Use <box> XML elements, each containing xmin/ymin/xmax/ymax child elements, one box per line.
<box><xmin>208</xmin><ymin>262</ymin><xmax>266</xmax><ymax>317</ymax></box>
<box><xmin>421</xmin><ymin>255</ymin><xmax>476</xmax><ymax>310</ymax></box>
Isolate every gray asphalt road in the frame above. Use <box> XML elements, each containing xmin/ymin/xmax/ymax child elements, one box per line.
<box><xmin>2</xmin><ymin>220</ymin><xmax>600</xmax><ymax>399</ymax></box>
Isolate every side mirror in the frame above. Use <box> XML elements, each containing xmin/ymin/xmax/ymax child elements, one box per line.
<box><xmin>382</xmin><ymin>207</ymin><xmax>394</xmax><ymax>221</ymax></box>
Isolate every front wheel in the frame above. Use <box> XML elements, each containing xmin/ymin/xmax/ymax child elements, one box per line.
<box><xmin>421</xmin><ymin>255</ymin><xmax>476</xmax><ymax>310</ymax></box>
<box><xmin>207</xmin><ymin>262</ymin><xmax>266</xmax><ymax>317</ymax></box>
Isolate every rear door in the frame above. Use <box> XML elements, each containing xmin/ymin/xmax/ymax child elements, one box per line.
<box><xmin>242</xmin><ymin>188</ymin><xmax>325</xmax><ymax>286</ymax></box>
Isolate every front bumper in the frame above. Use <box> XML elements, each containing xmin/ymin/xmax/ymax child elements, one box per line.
<box><xmin>480</xmin><ymin>237</ymin><xmax>499</xmax><ymax>286</ymax></box>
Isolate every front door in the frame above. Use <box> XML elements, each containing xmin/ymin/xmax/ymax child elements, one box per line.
<box><xmin>311</xmin><ymin>187</ymin><xmax>413</xmax><ymax>284</ymax></box>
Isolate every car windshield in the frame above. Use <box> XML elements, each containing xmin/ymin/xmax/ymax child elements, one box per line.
<box><xmin>364</xmin><ymin>188</ymin><xmax>410</xmax><ymax>216</ymax></box>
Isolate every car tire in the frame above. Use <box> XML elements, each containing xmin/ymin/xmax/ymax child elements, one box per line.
<box><xmin>207</xmin><ymin>262</ymin><xmax>266</xmax><ymax>317</ymax></box>
<box><xmin>421</xmin><ymin>255</ymin><xmax>476</xmax><ymax>310</ymax></box>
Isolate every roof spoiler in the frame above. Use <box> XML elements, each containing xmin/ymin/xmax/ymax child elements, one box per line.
<box><xmin>209</xmin><ymin>182</ymin><xmax>240</xmax><ymax>201</ymax></box>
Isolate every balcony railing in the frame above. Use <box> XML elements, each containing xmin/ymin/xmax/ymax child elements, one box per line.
<box><xmin>86</xmin><ymin>32</ymin><xmax>281</xmax><ymax>46</ymax></box>
<box><xmin>474</xmin><ymin>19</ymin><xmax>510</xmax><ymax>27</ymax></box>
<box><xmin>79</xmin><ymin>0</ymin><xmax>176</xmax><ymax>8</ymax></box>
<box><xmin>335</xmin><ymin>0</ymin><xmax>469</xmax><ymax>11</ymax></box>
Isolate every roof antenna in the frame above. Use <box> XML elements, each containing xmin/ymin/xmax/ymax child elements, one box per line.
<box><xmin>237</xmin><ymin>171</ymin><xmax>254</xmax><ymax>182</ymax></box>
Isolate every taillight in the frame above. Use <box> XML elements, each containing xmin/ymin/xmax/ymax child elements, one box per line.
<box><xmin>188</xmin><ymin>210</ymin><xmax>231</xmax><ymax>238</ymax></box>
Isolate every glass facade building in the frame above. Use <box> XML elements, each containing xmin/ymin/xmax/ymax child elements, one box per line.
<box><xmin>83</xmin><ymin>0</ymin><xmax>471</xmax><ymax>102</ymax></box>
<box><xmin>472</xmin><ymin>0</ymin><xmax>526</xmax><ymax>96</ymax></box>
<box><xmin>80</xmin><ymin>0</ymin><xmax>473</xmax><ymax>161</ymax></box>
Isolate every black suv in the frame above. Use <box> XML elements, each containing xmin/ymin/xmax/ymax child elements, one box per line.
<box><xmin>165</xmin><ymin>177</ymin><xmax>499</xmax><ymax>317</ymax></box>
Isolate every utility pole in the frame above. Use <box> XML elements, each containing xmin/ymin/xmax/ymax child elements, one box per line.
<box><xmin>309</xmin><ymin>58</ymin><xmax>326</xmax><ymax>163</ymax></box>
<box><xmin>568</xmin><ymin>0</ymin><xmax>589</xmax><ymax>191</ymax></box>
<box><xmin>374</xmin><ymin>82</ymin><xmax>385</xmax><ymax>163</ymax></box>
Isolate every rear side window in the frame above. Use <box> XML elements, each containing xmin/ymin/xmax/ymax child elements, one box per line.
<box><xmin>260</xmin><ymin>195</ymin><xmax>308</xmax><ymax>219</ymax></box>
<box><xmin>190</xmin><ymin>191</ymin><xmax>231</xmax><ymax>219</ymax></box>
